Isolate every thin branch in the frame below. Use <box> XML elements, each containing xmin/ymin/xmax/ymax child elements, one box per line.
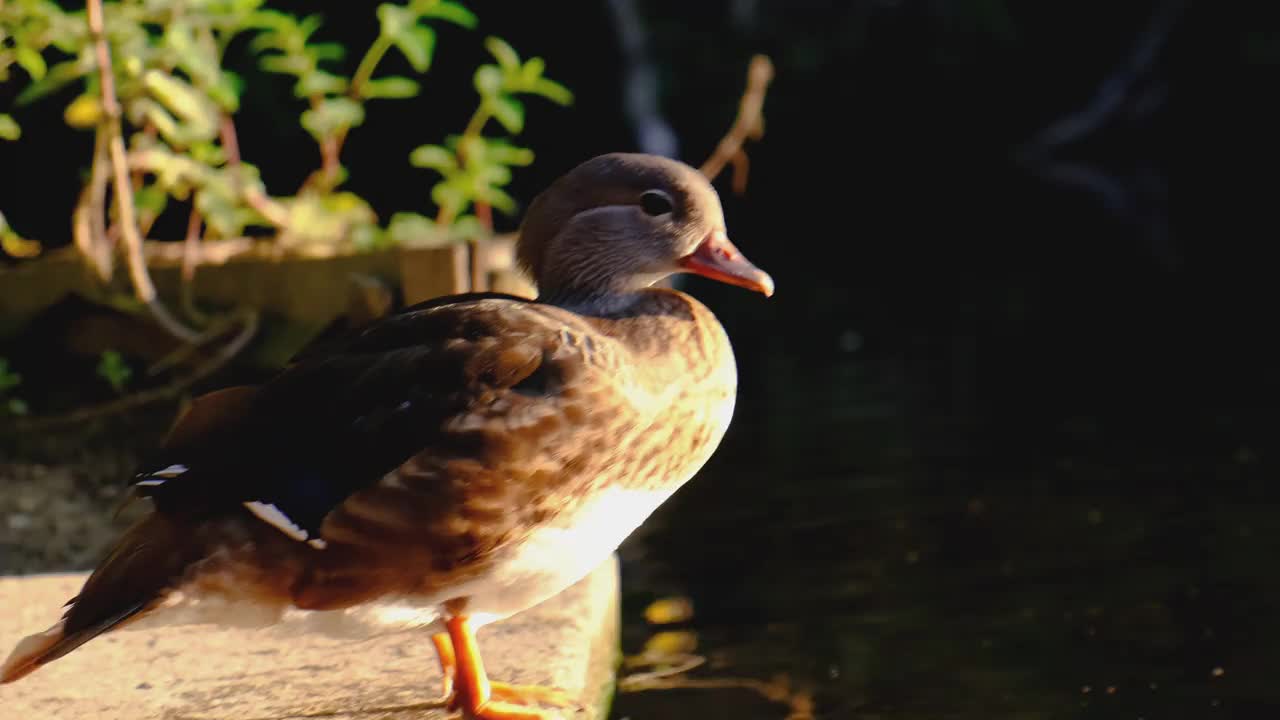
<box><xmin>72</xmin><ymin>125</ymin><xmax>112</xmax><ymax>281</ymax></box>
<box><xmin>700</xmin><ymin>55</ymin><xmax>774</xmax><ymax>192</ymax></box>
<box><xmin>299</xmin><ymin>95</ymin><xmax>342</xmax><ymax>194</ymax></box>
<box><xmin>180</xmin><ymin>206</ymin><xmax>209</xmax><ymax>325</ymax></box>
<box><xmin>219</xmin><ymin>114</ymin><xmax>289</xmax><ymax>227</ymax></box>
<box><xmin>1017</xmin><ymin>0</ymin><xmax>1188</xmax><ymax>158</ymax></box>
<box><xmin>87</xmin><ymin>0</ymin><xmax>200</xmax><ymax>343</ymax></box>
<box><xmin>349</xmin><ymin>32</ymin><xmax>394</xmax><ymax>99</ymax></box>
<box><xmin>474</xmin><ymin>201</ymin><xmax>493</xmax><ymax>232</ymax></box>
<box><xmin>729</xmin><ymin>149</ymin><xmax>750</xmax><ymax>194</ymax></box>
<box><xmin>10</xmin><ymin>309</ymin><xmax>259</xmax><ymax>432</ymax></box>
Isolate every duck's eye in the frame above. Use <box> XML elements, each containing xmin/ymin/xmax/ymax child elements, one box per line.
<box><xmin>640</xmin><ymin>190</ymin><xmax>674</xmax><ymax>216</ymax></box>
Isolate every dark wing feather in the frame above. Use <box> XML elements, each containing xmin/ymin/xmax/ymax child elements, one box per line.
<box><xmin>131</xmin><ymin>294</ymin><xmax>564</xmax><ymax>541</ymax></box>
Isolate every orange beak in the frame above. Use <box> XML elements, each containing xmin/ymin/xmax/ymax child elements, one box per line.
<box><xmin>679</xmin><ymin>230</ymin><xmax>774</xmax><ymax>297</ymax></box>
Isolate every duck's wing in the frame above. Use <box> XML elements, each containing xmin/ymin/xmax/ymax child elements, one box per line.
<box><xmin>138</xmin><ymin>295</ymin><xmax>634</xmax><ymax>555</ymax></box>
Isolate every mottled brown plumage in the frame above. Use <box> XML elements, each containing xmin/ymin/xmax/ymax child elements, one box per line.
<box><xmin>2</xmin><ymin>153</ymin><xmax>772</xmax><ymax>718</ymax></box>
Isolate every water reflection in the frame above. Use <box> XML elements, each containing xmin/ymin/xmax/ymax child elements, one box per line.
<box><xmin>609</xmin><ymin>312</ymin><xmax>1279</xmax><ymax>719</ymax></box>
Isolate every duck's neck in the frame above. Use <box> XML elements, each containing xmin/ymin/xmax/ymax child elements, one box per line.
<box><xmin>539</xmin><ymin>288</ymin><xmax>646</xmax><ymax>317</ymax></box>
<box><xmin>537</xmin><ymin>275</ymin><xmax>672</xmax><ymax>317</ymax></box>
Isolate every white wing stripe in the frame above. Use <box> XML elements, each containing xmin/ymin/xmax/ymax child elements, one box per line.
<box><xmin>244</xmin><ymin>501</ymin><xmax>312</xmax><ymax>544</ymax></box>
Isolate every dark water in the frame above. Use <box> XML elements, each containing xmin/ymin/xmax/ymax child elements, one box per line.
<box><xmin>606</xmin><ymin>161</ymin><xmax>1280</xmax><ymax>719</ymax></box>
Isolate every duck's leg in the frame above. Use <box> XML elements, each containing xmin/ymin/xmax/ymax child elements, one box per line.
<box><xmin>432</xmin><ymin>632</ymin><xmax>456</xmax><ymax>702</ymax></box>
<box><xmin>443</xmin><ymin>615</ymin><xmax>578</xmax><ymax>719</ymax></box>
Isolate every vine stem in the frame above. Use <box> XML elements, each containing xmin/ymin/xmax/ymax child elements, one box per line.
<box><xmin>350</xmin><ymin>33</ymin><xmax>394</xmax><ymax>98</ymax></box>
<box><xmin>219</xmin><ymin>114</ymin><xmax>288</xmax><ymax>226</ymax></box>
<box><xmin>699</xmin><ymin>54</ymin><xmax>774</xmax><ymax>192</ymax></box>
<box><xmin>87</xmin><ymin>0</ymin><xmax>199</xmax><ymax>343</ymax></box>
<box><xmin>435</xmin><ymin>105</ymin><xmax>491</xmax><ymax>227</ymax></box>
<box><xmin>72</xmin><ymin>125</ymin><xmax>112</xmax><ymax>281</ymax></box>
<box><xmin>300</xmin><ymin>31</ymin><xmax>395</xmax><ymax>194</ymax></box>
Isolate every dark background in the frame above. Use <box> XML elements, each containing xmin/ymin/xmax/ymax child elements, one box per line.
<box><xmin>4</xmin><ymin>1</ymin><xmax>1280</xmax><ymax>718</ymax></box>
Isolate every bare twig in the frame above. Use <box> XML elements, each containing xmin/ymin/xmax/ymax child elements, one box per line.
<box><xmin>72</xmin><ymin>125</ymin><xmax>112</xmax><ymax>281</ymax></box>
<box><xmin>298</xmin><ymin>95</ymin><xmax>343</xmax><ymax>194</ymax></box>
<box><xmin>700</xmin><ymin>54</ymin><xmax>774</xmax><ymax>192</ymax></box>
<box><xmin>1015</xmin><ymin>0</ymin><xmax>1182</xmax><ymax>272</ymax></box>
<box><xmin>1018</xmin><ymin>0</ymin><xmax>1188</xmax><ymax>157</ymax></box>
<box><xmin>220</xmin><ymin>114</ymin><xmax>289</xmax><ymax>227</ymax></box>
<box><xmin>10</xmin><ymin>309</ymin><xmax>259</xmax><ymax>432</ymax></box>
<box><xmin>180</xmin><ymin>206</ymin><xmax>209</xmax><ymax>325</ymax></box>
<box><xmin>87</xmin><ymin>0</ymin><xmax>200</xmax><ymax>343</ymax></box>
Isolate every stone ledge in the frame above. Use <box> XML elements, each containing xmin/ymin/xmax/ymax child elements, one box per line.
<box><xmin>0</xmin><ymin>555</ymin><xmax>620</xmax><ymax>720</ymax></box>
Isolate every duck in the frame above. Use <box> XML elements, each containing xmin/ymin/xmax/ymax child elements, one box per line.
<box><xmin>0</xmin><ymin>152</ymin><xmax>773</xmax><ymax>719</ymax></box>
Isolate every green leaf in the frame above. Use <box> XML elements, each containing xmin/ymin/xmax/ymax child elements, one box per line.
<box><xmin>431</xmin><ymin>180</ymin><xmax>468</xmax><ymax>216</ymax></box>
<box><xmin>63</xmin><ymin>94</ymin><xmax>103</xmax><ymax>129</ymax></box>
<box><xmin>245</xmin><ymin>9</ymin><xmax>297</xmax><ymax>34</ymax></box>
<box><xmin>133</xmin><ymin>184</ymin><xmax>169</xmax><ymax>216</ymax></box>
<box><xmin>476</xmin><ymin>162</ymin><xmax>512</xmax><ymax>187</ymax></box>
<box><xmin>530</xmin><ymin>77</ymin><xmax>573</xmax><ymax>105</ymax></box>
<box><xmin>15</xmin><ymin>60</ymin><xmax>84</xmax><ymax>105</ymax></box>
<box><xmin>310</xmin><ymin>43</ymin><xmax>347</xmax><ymax>62</ymax></box>
<box><xmin>520</xmin><ymin>57</ymin><xmax>545</xmax><ymax>84</ymax></box>
<box><xmin>420</xmin><ymin>1</ymin><xmax>478</xmax><ymax>28</ymax></box>
<box><xmin>6</xmin><ymin>398</ymin><xmax>29</xmax><ymax>416</ymax></box>
<box><xmin>350</xmin><ymin>223</ymin><xmax>385</xmax><ymax>251</ymax></box>
<box><xmin>477</xmin><ymin>184</ymin><xmax>517</xmax><ymax>214</ymax></box>
<box><xmin>15</xmin><ymin>46</ymin><xmax>47</xmax><ymax>81</ymax></box>
<box><xmin>377</xmin><ymin>3</ymin><xmax>415</xmax><ymax>40</ymax></box>
<box><xmin>165</xmin><ymin>22</ymin><xmax>220</xmax><ymax>89</ymax></box>
<box><xmin>259</xmin><ymin>53</ymin><xmax>312</xmax><ymax>77</ymax></box>
<box><xmin>391</xmin><ymin>24</ymin><xmax>436</xmax><ymax>73</ymax></box>
<box><xmin>449</xmin><ymin>214</ymin><xmax>486</xmax><ymax>240</ymax></box>
<box><xmin>143</xmin><ymin>70</ymin><xmax>219</xmax><ymax>141</ymax></box>
<box><xmin>297</xmin><ymin>13</ymin><xmax>325</xmax><ymax>42</ymax></box>
<box><xmin>455</xmin><ymin>134</ymin><xmax>484</xmax><ymax>162</ymax></box>
<box><xmin>361</xmin><ymin>76</ymin><xmax>420</xmax><ymax>99</ymax></box>
<box><xmin>485</xmin><ymin>36</ymin><xmax>521</xmax><ymax>72</ymax></box>
<box><xmin>300</xmin><ymin>97</ymin><xmax>366</xmax><ymax>142</ymax></box>
<box><xmin>409</xmin><ymin>144</ymin><xmax>457</xmax><ymax>172</ymax></box>
<box><xmin>473</xmin><ymin>64</ymin><xmax>502</xmax><ymax>97</ymax></box>
<box><xmin>484</xmin><ymin>140</ymin><xmax>534</xmax><ymax>166</ymax></box>
<box><xmin>387</xmin><ymin>211</ymin><xmax>445</xmax><ymax>245</ymax></box>
<box><xmin>209</xmin><ymin>70</ymin><xmax>244</xmax><ymax>112</ymax></box>
<box><xmin>96</xmin><ymin>350</ymin><xmax>133</xmax><ymax>393</ymax></box>
<box><xmin>2</xmin><ymin>230</ymin><xmax>42</xmax><ymax>257</ymax></box>
<box><xmin>0</xmin><ymin>115</ymin><xmax>20</xmax><ymax>141</ymax></box>
<box><xmin>294</xmin><ymin>71</ymin><xmax>348</xmax><ymax>98</ymax></box>
<box><xmin>131</xmin><ymin>98</ymin><xmax>192</xmax><ymax>148</ymax></box>
<box><xmin>189</xmin><ymin>140</ymin><xmax>227</xmax><ymax>166</ymax></box>
<box><xmin>489</xmin><ymin>95</ymin><xmax>524</xmax><ymax>134</ymax></box>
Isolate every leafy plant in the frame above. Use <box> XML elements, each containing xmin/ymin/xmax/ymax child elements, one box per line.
<box><xmin>252</xmin><ymin>1</ymin><xmax>477</xmax><ymax>197</ymax></box>
<box><xmin>407</xmin><ymin>36</ymin><xmax>572</xmax><ymax>236</ymax></box>
<box><xmin>95</xmin><ymin>349</ymin><xmax>132</xmax><ymax>393</ymax></box>
<box><xmin>0</xmin><ymin>1</ymin><xmax>571</xmax><ymax>263</ymax></box>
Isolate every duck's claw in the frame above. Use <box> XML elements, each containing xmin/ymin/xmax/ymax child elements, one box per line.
<box><xmin>489</xmin><ymin>681</ymin><xmax>581</xmax><ymax>709</ymax></box>
<box><xmin>458</xmin><ymin>699</ymin><xmax>568</xmax><ymax>720</ymax></box>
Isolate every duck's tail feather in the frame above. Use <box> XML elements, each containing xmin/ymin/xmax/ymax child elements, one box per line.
<box><xmin>1</xmin><ymin>512</ymin><xmax>192</xmax><ymax>683</ymax></box>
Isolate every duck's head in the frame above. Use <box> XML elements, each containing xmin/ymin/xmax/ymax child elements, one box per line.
<box><xmin>517</xmin><ymin>153</ymin><xmax>774</xmax><ymax>307</ymax></box>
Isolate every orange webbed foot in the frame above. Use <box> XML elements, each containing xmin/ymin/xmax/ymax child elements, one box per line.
<box><xmin>436</xmin><ymin>617</ymin><xmax>580</xmax><ymax>720</ymax></box>
<box><xmin>460</xmin><ymin>699</ymin><xmax>568</xmax><ymax>720</ymax></box>
<box><xmin>489</xmin><ymin>681</ymin><xmax>580</xmax><ymax>709</ymax></box>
